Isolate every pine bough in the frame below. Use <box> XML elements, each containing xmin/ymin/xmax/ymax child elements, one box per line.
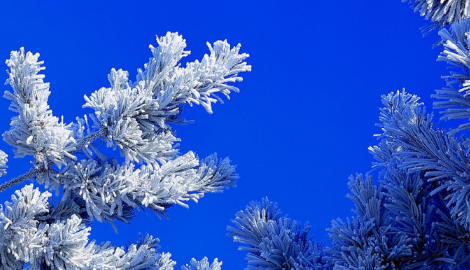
<box><xmin>402</xmin><ymin>0</ymin><xmax>470</xmax><ymax>29</ymax></box>
<box><xmin>0</xmin><ymin>32</ymin><xmax>250</xmax><ymax>269</ymax></box>
<box><xmin>227</xmin><ymin>1</ymin><xmax>470</xmax><ymax>269</ymax></box>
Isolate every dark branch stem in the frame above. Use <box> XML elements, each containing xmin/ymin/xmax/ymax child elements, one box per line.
<box><xmin>74</xmin><ymin>127</ymin><xmax>106</xmax><ymax>151</ymax></box>
<box><xmin>0</xmin><ymin>167</ymin><xmax>40</xmax><ymax>192</ymax></box>
<box><xmin>0</xmin><ymin>127</ymin><xmax>106</xmax><ymax>192</ymax></box>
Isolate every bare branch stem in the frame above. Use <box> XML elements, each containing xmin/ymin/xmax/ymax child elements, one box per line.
<box><xmin>0</xmin><ymin>167</ymin><xmax>39</xmax><ymax>192</ymax></box>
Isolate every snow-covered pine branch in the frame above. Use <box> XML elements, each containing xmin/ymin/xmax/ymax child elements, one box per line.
<box><xmin>433</xmin><ymin>19</ymin><xmax>470</xmax><ymax>134</ymax></box>
<box><xmin>327</xmin><ymin>174</ymin><xmax>413</xmax><ymax>269</ymax></box>
<box><xmin>228</xmin><ymin>198</ymin><xmax>325</xmax><ymax>269</ymax></box>
<box><xmin>226</xmin><ymin>1</ymin><xmax>470</xmax><ymax>269</ymax></box>
<box><xmin>371</xmin><ymin>90</ymin><xmax>470</xmax><ymax>229</ymax></box>
<box><xmin>57</xmin><ymin>152</ymin><xmax>236</xmax><ymax>223</ymax></box>
<box><xmin>0</xmin><ymin>184</ymin><xmax>177</xmax><ymax>269</ymax></box>
<box><xmin>364</xmin><ymin>90</ymin><xmax>470</xmax><ymax>268</ymax></box>
<box><xmin>181</xmin><ymin>257</ymin><xmax>222</xmax><ymax>270</ymax></box>
<box><xmin>0</xmin><ymin>150</ymin><xmax>6</xmax><ymax>177</ymax></box>
<box><xmin>0</xmin><ymin>32</ymin><xmax>250</xmax><ymax>268</ymax></box>
<box><xmin>228</xmin><ymin>88</ymin><xmax>470</xmax><ymax>268</ymax></box>
<box><xmin>402</xmin><ymin>0</ymin><xmax>470</xmax><ymax>29</ymax></box>
<box><xmin>3</xmin><ymin>48</ymin><xmax>76</xmax><ymax>169</ymax></box>
<box><xmin>83</xmin><ymin>32</ymin><xmax>251</xmax><ymax>164</ymax></box>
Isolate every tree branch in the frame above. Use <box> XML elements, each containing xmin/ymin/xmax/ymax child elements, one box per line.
<box><xmin>0</xmin><ymin>127</ymin><xmax>106</xmax><ymax>193</ymax></box>
<box><xmin>0</xmin><ymin>167</ymin><xmax>39</xmax><ymax>192</ymax></box>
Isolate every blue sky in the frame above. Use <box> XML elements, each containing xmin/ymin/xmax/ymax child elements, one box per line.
<box><xmin>0</xmin><ymin>1</ymin><xmax>450</xmax><ymax>268</ymax></box>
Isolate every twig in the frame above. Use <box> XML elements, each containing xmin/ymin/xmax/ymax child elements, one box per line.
<box><xmin>0</xmin><ymin>167</ymin><xmax>40</xmax><ymax>192</ymax></box>
<box><xmin>0</xmin><ymin>127</ymin><xmax>107</xmax><ymax>192</ymax></box>
<box><xmin>74</xmin><ymin>127</ymin><xmax>106</xmax><ymax>151</ymax></box>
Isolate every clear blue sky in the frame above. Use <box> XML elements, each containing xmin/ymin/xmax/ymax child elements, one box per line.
<box><xmin>0</xmin><ymin>1</ymin><xmax>449</xmax><ymax>268</ymax></box>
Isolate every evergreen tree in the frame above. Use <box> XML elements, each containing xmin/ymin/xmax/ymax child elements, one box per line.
<box><xmin>229</xmin><ymin>1</ymin><xmax>470</xmax><ymax>269</ymax></box>
<box><xmin>0</xmin><ymin>32</ymin><xmax>250</xmax><ymax>269</ymax></box>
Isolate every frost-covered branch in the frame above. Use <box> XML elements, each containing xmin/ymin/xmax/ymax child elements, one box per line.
<box><xmin>3</xmin><ymin>48</ymin><xmax>76</xmax><ymax>168</ymax></box>
<box><xmin>0</xmin><ymin>184</ymin><xmax>175</xmax><ymax>269</ymax></box>
<box><xmin>402</xmin><ymin>0</ymin><xmax>470</xmax><ymax>29</ymax></box>
<box><xmin>228</xmin><ymin>198</ymin><xmax>326</xmax><ymax>269</ymax></box>
<box><xmin>370</xmin><ymin>90</ymin><xmax>470</xmax><ymax>229</ymax></box>
<box><xmin>83</xmin><ymin>32</ymin><xmax>251</xmax><ymax>164</ymax></box>
<box><xmin>229</xmin><ymin>2</ymin><xmax>470</xmax><ymax>269</ymax></box>
<box><xmin>0</xmin><ymin>32</ymin><xmax>250</xmax><ymax>268</ymax></box>
<box><xmin>327</xmin><ymin>174</ymin><xmax>413</xmax><ymax>269</ymax></box>
<box><xmin>181</xmin><ymin>257</ymin><xmax>222</xmax><ymax>270</ymax></box>
<box><xmin>0</xmin><ymin>150</ymin><xmax>7</xmax><ymax>178</ymax></box>
<box><xmin>57</xmin><ymin>151</ymin><xmax>237</xmax><ymax>223</ymax></box>
<box><xmin>228</xmin><ymin>88</ymin><xmax>470</xmax><ymax>268</ymax></box>
<box><xmin>0</xmin><ymin>127</ymin><xmax>105</xmax><ymax>193</ymax></box>
<box><xmin>433</xmin><ymin>19</ymin><xmax>470</xmax><ymax>134</ymax></box>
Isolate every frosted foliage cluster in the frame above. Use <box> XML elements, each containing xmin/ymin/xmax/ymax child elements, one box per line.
<box><xmin>227</xmin><ymin>2</ymin><xmax>470</xmax><ymax>269</ymax></box>
<box><xmin>229</xmin><ymin>92</ymin><xmax>470</xmax><ymax>268</ymax></box>
<box><xmin>3</xmin><ymin>48</ymin><xmax>75</xmax><ymax>168</ymax></box>
<box><xmin>60</xmin><ymin>151</ymin><xmax>236</xmax><ymax>223</ymax></box>
<box><xmin>0</xmin><ymin>186</ymin><xmax>174</xmax><ymax>270</ymax></box>
<box><xmin>228</xmin><ymin>198</ymin><xmax>325</xmax><ymax>269</ymax></box>
<box><xmin>181</xmin><ymin>258</ymin><xmax>222</xmax><ymax>270</ymax></box>
<box><xmin>0</xmin><ymin>151</ymin><xmax>7</xmax><ymax>177</ymax></box>
<box><xmin>434</xmin><ymin>19</ymin><xmax>470</xmax><ymax>133</ymax></box>
<box><xmin>403</xmin><ymin>0</ymin><xmax>470</xmax><ymax>28</ymax></box>
<box><xmin>83</xmin><ymin>33</ymin><xmax>250</xmax><ymax>164</ymax></box>
<box><xmin>0</xmin><ymin>32</ymin><xmax>250</xmax><ymax>268</ymax></box>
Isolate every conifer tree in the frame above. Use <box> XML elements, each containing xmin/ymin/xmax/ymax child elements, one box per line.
<box><xmin>0</xmin><ymin>32</ymin><xmax>250</xmax><ymax>269</ymax></box>
<box><xmin>229</xmin><ymin>1</ymin><xmax>470</xmax><ymax>269</ymax></box>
